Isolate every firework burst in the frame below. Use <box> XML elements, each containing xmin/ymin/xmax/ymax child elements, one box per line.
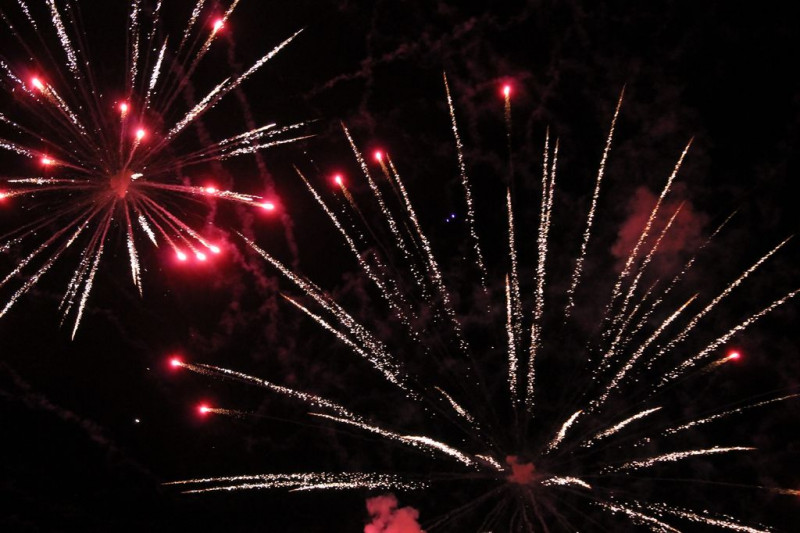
<box><xmin>167</xmin><ymin>79</ymin><xmax>797</xmax><ymax>531</ymax></box>
<box><xmin>0</xmin><ymin>0</ymin><xmax>307</xmax><ymax>336</ymax></box>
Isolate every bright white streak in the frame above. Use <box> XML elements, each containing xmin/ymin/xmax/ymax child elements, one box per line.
<box><xmin>541</xmin><ymin>476</ymin><xmax>592</xmax><ymax>490</ymax></box>
<box><xmin>606</xmin><ymin>140</ymin><xmax>692</xmax><ymax>323</ymax></box>
<box><xmin>661</xmin><ymin>287</ymin><xmax>800</xmax><ymax>386</ymax></box>
<box><xmin>655</xmin><ymin>237</ymin><xmax>790</xmax><ymax>361</ymax></box>
<box><xmin>45</xmin><ymin>0</ymin><xmax>80</xmax><ymax>79</ymax></box>
<box><xmin>144</xmin><ymin>39</ymin><xmax>168</xmax><ymax>109</ymax></box>
<box><xmin>241</xmin><ymin>234</ymin><xmax>407</xmax><ymax>390</ymax></box>
<box><xmin>179</xmin><ymin>362</ymin><xmax>361</xmax><ymax>422</ymax></box>
<box><xmin>644</xmin><ymin>502</ymin><xmax>772</xmax><ymax>533</ymax></box>
<box><xmin>662</xmin><ymin>394</ymin><xmax>800</xmax><ymax>437</ymax></box>
<box><xmin>166</xmin><ymin>30</ymin><xmax>301</xmax><ymax>143</ymax></box>
<box><xmin>505</xmin><ymin>275</ymin><xmax>518</xmax><ymax>405</ymax></box>
<box><xmin>593</xmin><ymin>295</ymin><xmax>697</xmax><ymax>409</ymax></box>
<box><xmin>583</xmin><ymin>407</ymin><xmax>662</xmax><ymax>447</ymax></box>
<box><xmin>546</xmin><ymin>410</ymin><xmax>582</xmax><ymax>453</ymax></box>
<box><xmin>597</xmin><ymin>502</ymin><xmax>681</xmax><ymax>533</ymax></box>
<box><xmin>607</xmin><ymin>446</ymin><xmax>755</xmax><ymax>473</ymax></box>
<box><xmin>434</xmin><ymin>386</ymin><xmax>479</xmax><ymax>427</ymax></box>
<box><xmin>312</xmin><ymin>413</ymin><xmax>476</xmax><ymax>468</ymax></box>
<box><xmin>565</xmin><ymin>89</ymin><xmax>624</xmax><ymax>318</ymax></box>
<box><xmin>444</xmin><ymin>73</ymin><xmax>487</xmax><ymax>289</ymax></box>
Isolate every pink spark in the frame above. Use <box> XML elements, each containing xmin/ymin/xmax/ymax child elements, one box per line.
<box><xmin>196</xmin><ymin>252</ymin><xmax>207</xmax><ymax>262</ymax></box>
<box><xmin>41</xmin><ymin>156</ymin><xmax>54</xmax><ymax>166</ymax></box>
<box><xmin>209</xmin><ymin>245</ymin><xmax>221</xmax><ymax>254</ymax></box>
<box><xmin>31</xmin><ymin>77</ymin><xmax>44</xmax><ymax>91</ymax></box>
<box><xmin>333</xmin><ymin>174</ymin><xmax>344</xmax><ymax>186</ymax></box>
<box><xmin>727</xmin><ymin>350</ymin><xmax>741</xmax><ymax>361</ymax></box>
<box><xmin>204</xmin><ymin>186</ymin><xmax>218</xmax><ymax>194</ymax></box>
<box><xmin>0</xmin><ymin>191</ymin><xmax>7</xmax><ymax>201</ymax></box>
<box><xmin>373</xmin><ymin>150</ymin><xmax>383</xmax><ymax>162</ymax></box>
<box><xmin>135</xmin><ymin>128</ymin><xmax>146</xmax><ymax>140</ymax></box>
<box><xmin>212</xmin><ymin>19</ymin><xmax>224</xmax><ymax>33</ymax></box>
<box><xmin>169</xmin><ymin>357</ymin><xmax>183</xmax><ymax>368</ymax></box>
<box><xmin>176</xmin><ymin>250</ymin><xmax>188</xmax><ymax>262</ymax></box>
<box><xmin>502</xmin><ymin>84</ymin><xmax>512</xmax><ymax>98</ymax></box>
<box><xmin>119</xmin><ymin>102</ymin><xmax>129</xmax><ymax>114</ymax></box>
<box><xmin>260</xmin><ymin>201</ymin><xmax>276</xmax><ymax>211</ymax></box>
<box><xmin>198</xmin><ymin>404</ymin><xmax>212</xmax><ymax>415</ymax></box>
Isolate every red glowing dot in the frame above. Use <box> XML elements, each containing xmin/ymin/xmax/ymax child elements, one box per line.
<box><xmin>727</xmin><ymin>351</ymin><xmax>741</xmax><ymax>361</ymax></box>
<box><xmin>135</xmin><ymin>128</ymin><xmax>146</xmax><ymax>140</ymax></box>
<box><xmin>0</xmin><ymin>191</ymin><xmax>7</xmax><ymax>201</ymax></box>
<box><xmin>176</xmin><ymin>251</ymin><xmax>188</xmax><ymax>262</ymax></box>
<box><xmin>119</xmin><ymin>102</ymin><xmax>129</xmax><ymax>114</ymax></box>
<box><xmin>31</xmin><ymin>77</ymin><xmax>44</xmax><ymax>90</ymax></box>
<box><xmin>198</xmin><ymin>404</ymin><xmax>212</xmax><ymax>415</ymax></box>
<box><xmin>261</xmin><ymin>201</ymin><xmax>276</xmax><ymax>211</ymax></box>
<box><xmin>209</xmin><ymin>245</ymin><xmax>221</xmax><ymax>254</ymax></box>
<box><xmin>212</xmin><ymin>19</ymin><xmax>224</xmax><ymax>32</ymax></box>
<box><xmin>204</xmin><ymin>186</ymin><xmax>218</xmax><ymax>194</ymax></box>
<box><xmin>373</xmin><ymin>150</ymin><xmax>383</xmax><ymax>162</ymax></box>
<box><xmin>333</xmin><ymin>174</ymin><xmax>344</xmax><ymax>186</ymax></box>
<box><xmin>503</xmin><ymin>84</ymin><xmax>511</xmax><ymax>98</ymax></box>
<box><xmin>169</xmin><ymin>357</ymin><xmax>182</xmax><ymax>368</ymax></box>
<box><xmin>196</xmin><ymin>252</ymin><xmax>207</xmax><ymax>261</ymax></box>
<box><xmin>41</xmin><ymin>156</ymin><xmax>54</xmax><ymax>166</ymax></box>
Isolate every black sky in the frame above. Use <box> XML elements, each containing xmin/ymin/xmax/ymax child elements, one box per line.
<box><xmin>1</xmin><ymin>1</ymin><xmax>799</xmax><ymax>531</ymax></box>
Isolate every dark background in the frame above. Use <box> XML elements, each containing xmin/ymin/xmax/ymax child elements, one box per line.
<box><xmin>1</xmin><ymin>0</ymin><xmax>798</xmax><ymax>531</ymax></box>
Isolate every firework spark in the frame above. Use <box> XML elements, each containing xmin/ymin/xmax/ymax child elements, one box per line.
<box><xmin>168</xmin><ymin>82</ymin><xmax>797</xmax><ymax>531</ymax></box>
<box><xmin>0</xmin><ymin>1</ymin><xmax>308</xmax><ymax>336</ymax></box>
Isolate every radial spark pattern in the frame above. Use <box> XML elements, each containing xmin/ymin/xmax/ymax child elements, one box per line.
<box><xmin>0</xmin><ymin>1</ymin><xmax>306</xmax><ymax>336</ymax></box>
<box><xmin>169</xmin><ymin>83</ymin><xmax>797</xmax><ymax>531</ymax></box>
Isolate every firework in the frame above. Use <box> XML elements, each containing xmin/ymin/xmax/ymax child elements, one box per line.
<box><xmin>0</xmin><ymin>1</ymin><xmax>308</xmax><ymax>336</ymax></box>
<box><xmin>169</xmin><ymin>81</ymin><xmax>797</xmax><ymax>531</ymax></box>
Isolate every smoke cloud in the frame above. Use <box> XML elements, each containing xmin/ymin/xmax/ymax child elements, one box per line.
<box><xmin>364</xmin><ymin>494</ymin><xmax>425</xmax><ymax>533</ymax></box>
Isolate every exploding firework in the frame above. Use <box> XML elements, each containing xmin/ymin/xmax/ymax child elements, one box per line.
<box><xmin>0</xmin><ymin>1</ymin><xmax>307</xmax><ymax>336</ymax></box>
<box><xmin>167</xmin><ymin>79</ymin><xmax>797</xmax><ymax>531</ymax></box>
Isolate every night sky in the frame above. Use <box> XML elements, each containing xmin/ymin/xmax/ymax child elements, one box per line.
<box><xmin>1</xmin><ymin>1</ymin><xmax>799</xmax><ymax>531</ymax></box>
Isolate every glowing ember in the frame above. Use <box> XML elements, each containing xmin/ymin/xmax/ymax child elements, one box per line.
<box><xmin>198</xmin><ymin>404</ymin><xmax>211</xmax><ymax>415</ymax></box>
<box><xmin>503</xmin><ymin>84</ymin><xmax>511</xmax><ymax>97</ymax></box>
<box><xmin>119</xmin><ymin>102</ymin><xmax>129</xmax><ymax>114</ymax></box>
<box><xmin>31</xmin><ymin>77</ymin><xmax>44</xmax><ymax>90</ymax></box>
<box><xmin>333</xmin><ymin>174</ymin><xmax>344</xmax><ymax>186</ymax></box>
<box><xmin>373</xmin><ymin>150</ymin><xmax>383</xmax><ymax>162</ymax></box>
<box><xmin>176</xmin><ymin>251</ymin><xmax>188</xmax><ymax>262</ymax></box>
<box><xmin>212</xmin><ymin>19</ymin><xmax>224</xmax><ymax>33</ymax></box>
<box><xmin>261</xmin><ymin>201</ymin><xmax>276</xmax><ymax>211</ymax></box>
<box><xmin>135</xmin><ymin>128</ymin><xmax>146</xmax><ymax>140</ymax></box>
<box><xmin>209</xmin><ymin>245</ymin><xmax>221</xmax><ymax>254</ymax></box>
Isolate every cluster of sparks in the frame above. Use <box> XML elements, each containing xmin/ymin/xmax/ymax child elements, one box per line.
<box><xmin>2</xmin><ymin>2</ymin><xmax>795</xmax><ymax>530</ymax></box>
<box><xmin>1</xmin><ymin>0</ymin><xmax>307</xmax><ymax>336</ymax></box>
<box><xmin>167</xmin><ymin>76</ymin><xmax>798</xmax><ymax>531</ymax></box>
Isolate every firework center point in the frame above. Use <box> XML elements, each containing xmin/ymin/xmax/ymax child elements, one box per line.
<box><xmin>506</xmin><ymin>455</ymin><xmax>538</xmax><ymax>485</ymax></box>
<box><xmin>110</xmin><ymin>169</ymin><xmax>134</xmax><ymax>198</ymax></box>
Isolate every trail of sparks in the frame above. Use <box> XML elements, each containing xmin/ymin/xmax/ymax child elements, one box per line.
<box><xmin>166</xmin><ymin>473</ymin><xmax>426</xmax><ymax>494</ymax></box>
